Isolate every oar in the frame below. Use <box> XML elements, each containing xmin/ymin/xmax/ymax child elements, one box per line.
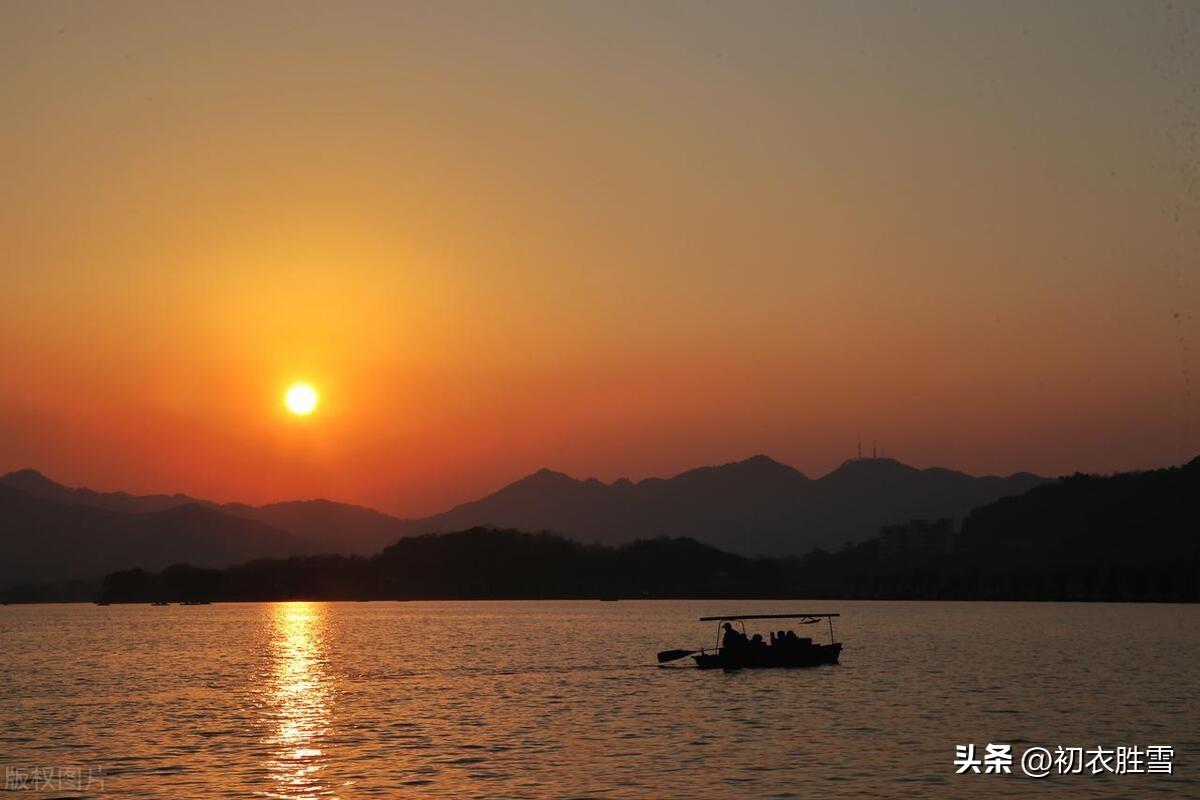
<box><xmin>656</xmin><ymin>648</ymin><xmax>700</xmax><ymax>663</ymax></box>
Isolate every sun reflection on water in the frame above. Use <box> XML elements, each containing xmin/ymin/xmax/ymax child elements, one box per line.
<box><xmin>265</xmin><ymin>602</ymin><xmax>335</xmax><ymax>799</ymax></box>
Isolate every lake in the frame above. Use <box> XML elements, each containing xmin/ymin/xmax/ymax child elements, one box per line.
<box><xmin>1</xmin><ymin>600</ymin><xmax>1196</xmax><ymax>798</ymax></box>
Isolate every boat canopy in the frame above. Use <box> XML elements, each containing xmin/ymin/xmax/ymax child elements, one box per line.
<box><xmin>698</xmin><ymin>613</ymin><xmax>839</xmax><ymax>621</ymax></box>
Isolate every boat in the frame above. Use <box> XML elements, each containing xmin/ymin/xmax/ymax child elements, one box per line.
<box><xmin>658</xmin><ymin>613</ymin><xmax>843</xmax><ymax>670</ymax></box>
<box><xmin>151</xmin><ymin>601</ymin><xmax>170</xmax><ymax>606</ymax></box>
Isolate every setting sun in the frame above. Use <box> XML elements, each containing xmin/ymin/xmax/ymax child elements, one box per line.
<box><xmin>284</xmin><ymin>384</ymin><xmax>319</xmax><ymax>416</ymax></box>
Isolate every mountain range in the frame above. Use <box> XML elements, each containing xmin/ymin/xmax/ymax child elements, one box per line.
<box><xmin>0</xmin><ymin>484</ymin><xmax>313</xmax><ymax>586</ymax></box>
<box><xmin>27</xmin><ymin>456</ymin><xmax>1200</xmax><ymax>604</ymax></box>
<box><xmin>0</xmin><ymin>467</ymin><xmax>405</xmax><ymax>556</ymax></box>
<box><xmin>407</xmin><ymin>455</ymin><xmax>1046</xmax><ymax>555</ymax></box>
<box><xmin>0</xmin><ymin>456</ymin><xmax>1046</xmax><ymax>588</ymax></box>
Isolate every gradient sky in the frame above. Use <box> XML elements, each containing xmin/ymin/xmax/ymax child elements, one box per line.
<box><xmin>2</xmin><ymin>1</ymin><xmax>1198</xmax><ymax>515</ymax></box>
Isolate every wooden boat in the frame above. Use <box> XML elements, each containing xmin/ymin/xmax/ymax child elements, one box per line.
<box><xmin>658</xmin><ymin>613</ymin><xmax>843</xmax><ymax>670</ymax></box>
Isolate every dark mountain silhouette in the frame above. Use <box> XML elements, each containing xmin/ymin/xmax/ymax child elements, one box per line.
<box><xmin>956</xmin><ymin>456</ymin><xmax>1200</xmax><ymax>572</ymax></box>
<box><xmin>0</xmin><ymin>468</ymin><xmax>203</xmax><ymax>513</ymax></box>
<box><xmin>399</xmin><ymin>455</ymin><xmax>1047</xmax><ymax>555</ymax></box>
<box><xmin>99</xmin><ymin>527</ymin><xmax>790</xmax><ymax>602</ymax></box>
<box><xmin>222</xmin><ymin>499</ymin><xmax>406</xmax><ymax>555</ymax></box>
<box><xmin>0</xmin><ymin>484</ymin><xmax>315</xmax><ymax>587</ymax></box>
<box><xmin>94</xmin><ymin>451</ymin><xmax>1200</xmax><ymax>604</ymax></box>
<box><xmin>0</xmin><ymin>469</ymin><xmax>405</xmax><ymax>556</ymax></box>
<box><xmin>1</xmin><ymin>456</ymin><xmax>1046</xmax><ymax>564</ymax></box>
<box><xmin>790</xmin><ymin>456</ymin><xmax>1200</xmax><ymax>601</ymax></box>
<box><xmin>9</xmin><ymin>457</ymin><xmax>1197</xmax><ymax>603</ymax></box>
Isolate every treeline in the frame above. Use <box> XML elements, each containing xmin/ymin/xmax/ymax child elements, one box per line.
<box><xmin>100</xmin><ymin>528</ymin><xmax>795</xmax><ymax>602</ymax></box>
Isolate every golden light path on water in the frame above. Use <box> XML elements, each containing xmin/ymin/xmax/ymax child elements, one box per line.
<box><xmin>265</xmin><ymin>602</ymin><xmax>335</xmax><ymax>799</ymax></box>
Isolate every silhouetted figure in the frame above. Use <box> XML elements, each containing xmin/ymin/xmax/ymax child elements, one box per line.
<box><xmin>722</xmin><ymin>622</ymin><xmax>746</xmax><ymax>651</ymax></box>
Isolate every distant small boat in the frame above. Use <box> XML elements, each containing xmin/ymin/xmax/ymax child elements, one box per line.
<box><xmin>658</xmin><ymin>613</ymin><xmax>843</xmax><ymax>670</ymax></box>
<box><xmin>94</xmin><ymin>601</ymin><xmax>110</xmax><ymax>606</ymax></box>
<box><xmin>179</xmin><ymin>600</ymin><xmax>211</xmax><ymax>605</ymax></box>
<box><xmin>151</xmin><ymin>601</ymin><xmax>170</xmax><ymax>606</ymax></box>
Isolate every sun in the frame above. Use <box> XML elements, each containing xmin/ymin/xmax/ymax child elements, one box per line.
<box><xmin>284</xmin><ymin>383</ymin><xmax>319</xmax><ymax>416</ymax></box>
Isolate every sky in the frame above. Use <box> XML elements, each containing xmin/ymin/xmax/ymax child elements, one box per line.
<box><xmin>2</xmin><ymin>1</ymin><xmax>1198</xmax><ymax>516</ymax></box>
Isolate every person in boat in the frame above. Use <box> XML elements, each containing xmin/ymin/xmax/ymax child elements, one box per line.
<box><xmin>750</xmin><ymin>633</ymin><xmax>765</xmax><ymax>650</ymax></box>
<box><xmin>721</xmin><ymin>622</ymin><xmax>746</xmax><ymax>651</ymax></box>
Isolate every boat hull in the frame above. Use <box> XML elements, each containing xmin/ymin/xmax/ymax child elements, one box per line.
<box><xmin>692</xmin><ymin>642</ymin><xmax>842</xmax><ymax>670</ymax></box>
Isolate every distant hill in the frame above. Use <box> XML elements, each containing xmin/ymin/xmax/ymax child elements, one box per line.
<box><xmin>0</xmin><ymin>468</ymin><xmax>204</xmax><ymax>513</ymax></box>
<box><xmin>957</xmin><ymin>456</ymin><xmax>1200</xmax><ymax>571</ymax></box>
<box><xmin>789</xmin><ymin>456</ymin><xmax>1200</xmax><ymax>602</ymax></box>
<box><xmin>0</xmin><ymin>470</ymin><xmax>406</xmax><ymax>556</ymax></box>
<box><xmin>399</xmin><ymin>455</ymin><xmax>1047</xmax><ymax>555</ymax></box>
<box><xmin>222</xmin><ymin>499</ymin><xmax>407</xmax><ymax>556</ymax></box>
<box><xmin>0</xmin><ymin>485</ymin><xmax>315</xmax><ymax>587</ymax></box>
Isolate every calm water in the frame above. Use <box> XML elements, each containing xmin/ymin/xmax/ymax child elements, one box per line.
<box><xmin>1</xmin><ymin>601</ymin><xmax>1196</xmax><ymax>798</ymax></box>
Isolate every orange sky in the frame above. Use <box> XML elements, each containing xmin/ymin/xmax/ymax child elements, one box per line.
<box><xmin>2</xmin><ymin>2</ymin><xmax>1198</xmax><ymax>515</ymax></box>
